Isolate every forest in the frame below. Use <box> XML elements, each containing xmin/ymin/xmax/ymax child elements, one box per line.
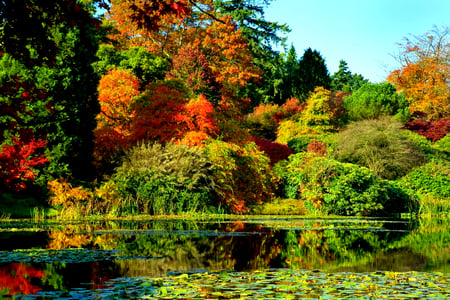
<box><xmin>0</xmin><ymin>0</ymin><xmax>449</xmax><ymax>218</ymax></box>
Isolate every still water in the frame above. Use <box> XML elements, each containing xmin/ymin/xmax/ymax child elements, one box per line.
<box><xmin>0</xmin><ymin>217</ymin><xmax>448</xmax><ymax>298</ymax></box>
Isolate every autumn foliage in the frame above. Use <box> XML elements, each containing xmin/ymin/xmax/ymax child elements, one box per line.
<box><xmin>94</xmin><ymin>68</ymin><xmax>141</xmax><ymax>162</ymax></box>
<box><xmin>0</xmin><ymin>138</ymin><xmax>48</xmax><ymax>194</ymax></box>
<box><xmin>251</xmin><ymin>137</ymin><xmax>295</xmax><ymax>165</ymax></box>
<box><xmin>387</xmin><ymin>27</ymin><xmax>449</xmax><ymax>120</ymax></box>
<box><xmin>0</xmin><ymin>263</ymin><xmax>44</xmax><ymax>296</ymax></box>
<box><xmin>177</xmin><ymin>94</ymin><xmax>219</xmax><ymax>146</ymax></box>
<box><xmin>404</xmin><ymin>114</ymin><xmax>450</xmax><ymax>142</ymax></box>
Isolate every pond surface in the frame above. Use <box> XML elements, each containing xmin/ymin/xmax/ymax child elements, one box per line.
<box><xmin>0</xmin><ymin>216</ymin><xmax>448</xmax><ymax>299</ymax></box>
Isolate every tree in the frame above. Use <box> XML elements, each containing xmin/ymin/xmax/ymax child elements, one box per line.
<box><xmin>331</xmin><ymin>60</ymin><xmax>368</xmax><ymax>92</ymax></box>
<box><xmin>166</xmin><ymin>16</ymin><xmax>260</xmax><ymax>105</ymax></box>
<box><xmin>343</xmin><ymin>82</ymin><xmax>409</xmax><ymax>121</ymax></box>
<box><xmin>297</xmin><ymin>48</ymin><xmax>331</xmax><ymax>100</ymax></box>
<box><xmin>93</xmin><ymin>45</ymin><xmax>169</xmax><ymax>88</ymax></box>
<box><xmin>130</xmin><ymin>81</ymin><xmax>189</xmax><ymax>144</ymax></box>
<box><xmin>213</xmin><ymin>0</ymin><xmax>290</xmax><ymax>105</ymax></box>
<box><xmin>277</xmin><ymin>45</ymin><xmax>301</xmax><ymax>103</ymax></box>
<box><xmin>387</xmin><ymin>26</ymin><xmax>449</xmax><ymax>120</ymax></box>
<box><xmin>1</xmin><ymin>0</ymin><xmax>102</xmax><ymax>181</ymax></box>
<box><xmin>299</xmin><ymin>87</ymin><xmax>336</xmax><ymax>133</ymax></box>
<box><xmin>0</xmin><ymin>55</ymin><xmax>51</xmax><ymax>193</ymax></box>
<box><xmin>94</xmin><ymin>68</ymin><xmax>141</xmax><ymax>164</ymax></box>
<box><xmin>107</xmin><ymin>1</ymin><xmax>260</xmax><ymax>107</ymax></box>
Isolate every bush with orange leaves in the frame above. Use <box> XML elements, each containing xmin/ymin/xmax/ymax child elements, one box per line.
<box><xmin>245</xmin><ymin>98</ymin><xmax>305</xmax><ymax>141</ymax></box>
<box><xmin>47</xmin><ymin>179</ymin><xmax>94</xmax><ymax>218</ymax></box>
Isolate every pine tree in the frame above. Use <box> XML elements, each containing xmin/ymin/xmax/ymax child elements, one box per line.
<box><xmin>297</xmin><ymin>48</ymin><xmax>331</xmax><ymax>100</ymax></box>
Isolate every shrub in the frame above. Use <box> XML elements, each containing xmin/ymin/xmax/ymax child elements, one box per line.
<box><xmin>307</xmin><ymin>139</ymin><xmax>327</xmax><ymax>156</ymax></box>
<box><xmin>276</xmin><ymin>88</ymin><xmax>339</xmax><ymax>144</ymax></box>
<box><xmin>335</xmin><ymin>118</ymin><xmax>426</xmax><ymax>180</ymax></box>
<box><xmin>245</xmin><ymin>99</ymin><xmax>304</xmax><ymax>141</ymax></box>
<box><xmin>287</xmin><ymin>134</ymin><xmax>337</xmax><ymax>154</ymax></box>
<box><xmin>399</xmin><ymin>159</ymin><xmax>450</xmax><ymax>199</ymax></box>
<box><xmin>435</xmin><ymin>134</ymin><xmax>450</xmax><ymax>156</ymax></box>
<box><xmin>343</xmin><ymin>82</ymin><xmax>409</xmax><ymax>121</ymax></box>
<box><xmin>113</xmin><ymin>169</ymin><xmax>210</xmax><ymax>215</ymax></box>
<box><xmin>47</xmin><ymin>178</ymin><xmax>95</xmax><ymax>218</ymax></box>
<box><xmin>404</xmin><ymin>116</ymin><xmax>450</xmax><ymax>142</ymax></box>
<box><xmin>205</xmin><ymin>140</ymin><xmax>277</xmax><ymax>213</ymax></box>
<box><xmin>251</xmin><ymin>137</ymin><xmax>295</xmax><ymax>165</ymax></box>
<box><xmin>282</xmin><ymin>153</ymin><xmax>414</xmax><ymax>216</ymax></box>
<box><xmin>276</xmin><ymin>120</ymin><xmax>305</xmax><ymax>144</ymax></box>
<box><xmin>244</xmin><ymin>101</ymin><xmax>297</xmax><ymax>141</ymax></box>
<box><xmin>280</xmin><ymin>97</ymin><xmax>305</xmax><ymax>117</ymax></box>
<box><xmin>110</xmin><ymin>142</ymin><xmax>215</xmax><ymax>215</ymax></box>
<box><xmin>298</xmin><ymin>87</ymin><xmax>337</xmax><ymax>133</ymax></box>
<box><xmin>402</xmin><ymin>130</ymin><xmax>449</xmax><ymax>160</ymax></box>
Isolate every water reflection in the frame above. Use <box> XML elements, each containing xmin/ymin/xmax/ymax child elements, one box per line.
<box><xmin>0</xmin><ymin>217</ymin><xmax>448</xmax><ymax>297</ymax></box>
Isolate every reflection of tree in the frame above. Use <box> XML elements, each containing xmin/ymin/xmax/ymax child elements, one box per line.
<box><xmin>47</xmin><ymin>227</ymin><xmax>92</xmax><ymax>249</ymax></box>
<box><xmin>114</xmin><ymin>232</ymin><xmax>215</xmax><ymax>277</ymax></box>
<box><xmin>46</xmin><ymin>224</ymin><xmax>115</xmax><ymax>250</ymax></box>
<box><xmin>208</xmin><ymin>222</ymin><xmax>282</xmax><ymax>271</ymax></box>
<box><xmin>0</xmin><ymin>263</ymin><xmax>44</xmax><ymax>296</ymax></box>
<box><xmin>375</xmin><ymin>218</ymin><xmax>450</xmax><ymax>272</ymax></box>
<box><xmin>280</xmin><ymin>228</ymin><xmax>396</xmax><ymax>270</ymax></box>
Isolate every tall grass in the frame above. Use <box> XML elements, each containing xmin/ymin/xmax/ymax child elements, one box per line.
<box><xmin>417</xmin><ymin>195</ymin><xmax>450</xmax><ymax>217</ymax></box>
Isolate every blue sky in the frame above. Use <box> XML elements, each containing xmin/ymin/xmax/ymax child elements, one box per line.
<box><xmin>263</xmin><ymin>0</ymin><xmax>450</xmax><ymax>82</ymax></box>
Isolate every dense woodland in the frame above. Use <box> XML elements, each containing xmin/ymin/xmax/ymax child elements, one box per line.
<box><xmin>0</xmin><ymin>0</ymin><xmax>449</xmax><ymax>217</ymax></box>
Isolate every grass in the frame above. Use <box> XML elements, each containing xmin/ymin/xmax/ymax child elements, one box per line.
<box><xmin>418</xmin><ymin>195</ymin><xmax>450</xmax><ymax>217</ymax></box>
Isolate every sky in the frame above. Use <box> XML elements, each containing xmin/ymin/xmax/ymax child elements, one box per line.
<box><xmin>263</xmin><ymin>0</ymin><xmax>450</xmax><ymax>82</ymax></box>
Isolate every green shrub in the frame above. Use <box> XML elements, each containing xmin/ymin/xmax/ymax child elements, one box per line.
<box><xmin>282</xmin><ymin>153</ymin><xmax>415</xmax><ymax>216</ymax></box>
<box><xmin>335</xmin><ymin>118</ymin><xmax>426</xmax><ymax>180</ymax></box>
<box><xmin>113</xmin><ymin>169</ymin><xmax>210</xmax><ymax>215</ymax></box>
<box><xmin>343</xmin><ymin>82</ymin><xmax>409</xmax><ymax>121</ymax></box>
<box><xmin>110</xmin><ymin>142</ymin><xmax>215</xmax><ymax>215</ymax></box>
<box><xmin>403</xmin><ymin>130</ymin><xmax>449</xmax><ymax>160</ymax></box>
<box><xmin>205</xmin><ymin>140</ymin><xmax>276</xmax><ymax>213</ymax></box>
<box><xmin>434</xmin><ymin>134</ymin><xmax>450</xmax><ymax>158</ymax></box>
<box><xmin>399</xmin><ymin>159</ymin><xmax>450</xmax><ymax>199</ymax></box>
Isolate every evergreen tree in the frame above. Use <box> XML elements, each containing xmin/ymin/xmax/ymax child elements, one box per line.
<box><xmin>331</xmin><ymin>60</ymin><xmax>368</xmax><ymax>92</ymax></box>
<box><xmin>297</xmin><ymin>48</ymin><xmax>331</xmax><ymax>100</ymax></box>
<box><xmin>276</xmin><ymin>44</ymin><xmax>300</xmax><ymax>103</ymax></box>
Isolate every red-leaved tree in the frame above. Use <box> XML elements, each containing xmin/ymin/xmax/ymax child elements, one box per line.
<box><xmin>0</xmin><ymin>138</ymin><xmax>48</xmax><ymax>194</ymax></box>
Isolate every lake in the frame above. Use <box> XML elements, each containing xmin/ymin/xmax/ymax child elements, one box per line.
<box><xmin>0</xmin><ymin>216</ymin><xmax>448</xmax><ymax>299</ymax></box>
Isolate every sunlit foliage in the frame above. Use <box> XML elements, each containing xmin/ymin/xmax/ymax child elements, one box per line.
<box><xmin>388</xmin><ymin>26</ymin><xmax>449</xmax><ymax>120</ymax></box>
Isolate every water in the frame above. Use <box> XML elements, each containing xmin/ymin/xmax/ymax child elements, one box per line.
<box><xmin>0</xmin><ymin>217</ymin><xmax>448</xmax><ymax>298</ymax></box>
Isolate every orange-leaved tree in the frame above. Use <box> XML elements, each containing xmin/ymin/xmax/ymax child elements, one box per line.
<box><xmin>107</xmin><ymin>0</ymin><xmax>260</xmax><ymax>105</ymax></box>
<box><xmin>94</xmin><ymin>68</ymin><xmax>141</xmax><ymax>163</ymax></box>
<box><xmin>387</xmin><ymin>26</ymin><xmax>449</xmax><ymax>120</ymax></box>
<box><xmin>130</xmin><ymin>80</ymin><xmax>188</xmax><ymax>143</ymax></box>
<box><xmin>177</xmin><ymin>94</ymin><xmax>219</xmax><ymax>146</ymax></box>
<box><xmin>106</xmin><ymin>0</ymin><xmax>197</xmax><ymax>54</ymax></box>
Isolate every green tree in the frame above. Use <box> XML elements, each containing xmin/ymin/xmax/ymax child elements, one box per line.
<box><xmin>93</xmin><ymin>44</ymin><xmax>169</xmax><ymax>88</ymax></box>
<box><xmin>297</xmin><ymin>48</ymin><xmax>331</xmax><ymax>100</ymax></box>
<box><xmin>343</xmin><ymin>82</ymin><xmax>409</xmax><ymax>121</ymax></box>
<box><xmin>331</xmin><ymin>60</ymin><xmax>368</xmax><ymax>92</ymax></box>
<box><xmin>1</xmin><ymin>0</ymin><xmax>102</xmax><ymax>181</ymax></box>
<box><xmin>277</xmin><ymin>44</ymin><xmax>301</xmax><ymax>103</ymax></box>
